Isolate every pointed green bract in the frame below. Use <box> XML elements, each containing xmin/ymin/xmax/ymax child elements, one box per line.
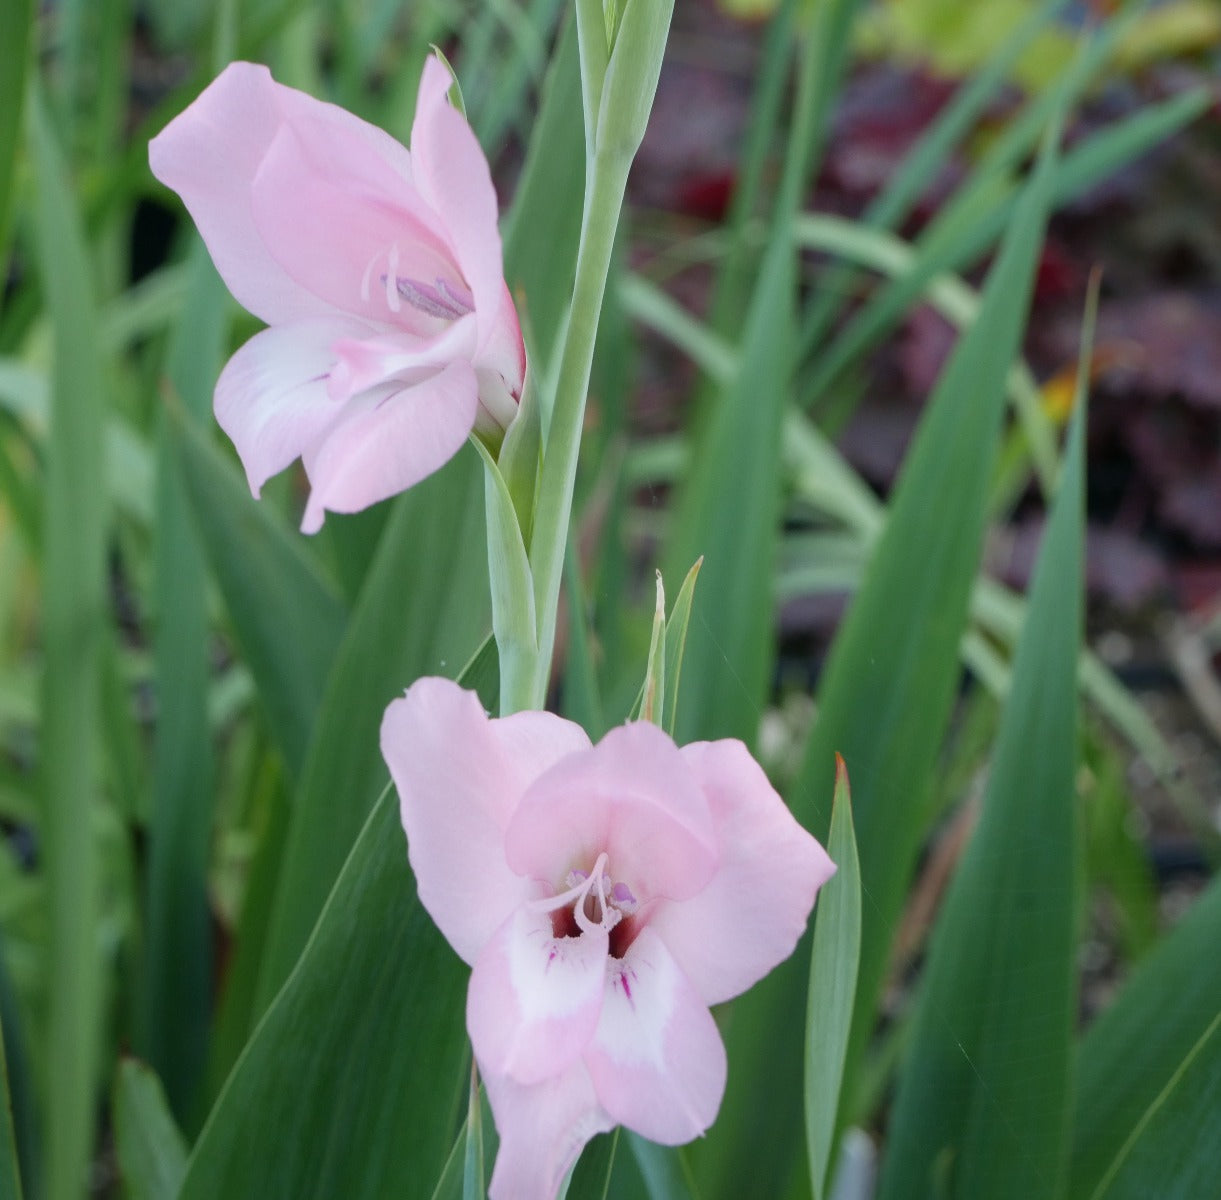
<box><xmin>474</xmin><ymin>441</ymin><xmax>537</xmax><ymax>715</ymax></box>
<box><xmin>878</xmin><ymin>339</ymin><xmax>1086</xmax><ymax>1200</ymax></box>
<box><xmin>661</xmin><ymin>558</ymin><xmax>702</xmax><ymax>738</ymax></box>
<box><xmin>805</xmin><ymin>757</ymin><xmax>861</xmax><ymax>1200</ymax></box>
<box><xmin>638</xmin><ymin>573</ymin><xmax>667</xmax><ymax>725</ymax></box>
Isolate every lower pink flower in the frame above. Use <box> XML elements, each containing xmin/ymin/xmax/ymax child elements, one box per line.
<box><xmin>381</xmin><ymin>678</ymin><xmax>835</xmax><ymax>1199</ymax></box>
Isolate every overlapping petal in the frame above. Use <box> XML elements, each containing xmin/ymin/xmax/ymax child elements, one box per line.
<box><xmin>468</xmin><ymin>907</ymin><xmax>608</xmax><ymax>1084</ymax></box>
<box><xmin>483</xmin><ymin>1066</ymin><xmax>613</xmax><ymax>1200</ymax></box>
<box><xmin>586</xmin><ymin>927</ymin><xmax>727</xmax><ymax>1144</ymax></box>
<box><xmin>651</xmin><ymin>739</ymin><xmax>838</xmax><ymax>1005</ymax></box>
<box><xmin>149</xmin><ymin>61</ymin><xmax>415</xmax><ymax>326</ymax></box>
<box><xmin>504</xmin><ymin>722</ymin><xmax>718</xmax><ymax>899</ymax></box>
<box><xmin>299</xmin><ymin>360</ymin><xmax>479</xmax><ymax>533</ymax></box>
<box><xmin>381</xmin><ymin>678</ymin><xmax>590</xmax><ymax>964</ymax></box>
<box><xmin>213</xmin><ymin>316</ymin><xmax>364</xmax><ymax>496</ymax></box>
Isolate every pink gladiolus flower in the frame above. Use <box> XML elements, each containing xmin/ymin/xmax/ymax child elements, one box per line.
<box><xmin>381</xmin><ymin>678</ymin><xmax>835</xmax><ymax>1199</ymax></box>
<box><xmin>149</xmin><ymin>56</ymin><xmax>524</xmax><ymax>532</ymax></box>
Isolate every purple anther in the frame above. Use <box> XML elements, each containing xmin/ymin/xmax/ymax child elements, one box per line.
<box><xmin>394</xmin><ymin>275</ymin><xmax>475</xmax><ymax>319</ymax></box>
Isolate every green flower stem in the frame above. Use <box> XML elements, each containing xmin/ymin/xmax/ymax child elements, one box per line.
<box><xmin>522</xmin><ymin>142</ymin><xmax>630</xmax><ymax>711</ymax></box>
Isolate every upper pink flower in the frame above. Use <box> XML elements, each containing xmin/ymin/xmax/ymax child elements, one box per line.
<box><xmin>149</xmin><ymin>56</ymin><xmax>524</xmax><ymax>532</ymax></box>
<box><xmin>381</xmin><ymin>678</ymin><xmax>835</xmax><ymax>1199</ymax></box>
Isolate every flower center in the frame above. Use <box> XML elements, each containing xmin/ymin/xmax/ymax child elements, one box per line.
<box><xmin>360</xmin><ymin>243</ymin><xmax>474</xmax><ymax>321</ymax></box>
<box><xmin>532</xmin><ymin>852</ymin><xmax>638</xmax><ymax>941</ymax></box>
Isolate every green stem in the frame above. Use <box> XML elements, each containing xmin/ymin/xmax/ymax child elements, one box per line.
<box><xmin>525</xmin><ymin>146</ymin><xmax>630</xmax><ymax>709</ymax></box>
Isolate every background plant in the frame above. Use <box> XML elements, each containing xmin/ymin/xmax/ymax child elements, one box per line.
<box><xmin>0</xmin><ymin>0</ymin><xmax>1217</xmax><ymax>1197</ymax></box>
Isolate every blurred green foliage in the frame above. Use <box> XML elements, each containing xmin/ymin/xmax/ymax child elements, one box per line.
<box><xmin>0</xmin><ymin>0</ymin><xmax>1216</xmax><ymax>1198</ymax></box>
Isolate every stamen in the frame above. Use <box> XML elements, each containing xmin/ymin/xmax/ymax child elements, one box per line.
<box><xmin>384</xmin><ymin>245</ymin><xmax>402</xmax><ymax>313</ymax></box>
<box><xmin>395</xmin><ymin>276</ymin><xmax>475</xmax><ymax>320</ymax></box>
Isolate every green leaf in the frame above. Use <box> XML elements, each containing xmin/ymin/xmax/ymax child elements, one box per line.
<box><xmin>627</xmin><ymin>1134</ymin><xmax>698</xmax><ymax>1200</ymax></box>
<box><xmin>430</xmin><ymin>1084</ymin><xmax>498</xmax><ymax>1200</ymax></box>
<box><xmin>142</xmin><ymin>244</ymin><xmax>228</xmax><ymax>1127</ymax></box>
<box><xmin>566</xmin><ymin>1129</ymin><xmax>619</xmax><ymax>1200</ymax></box>
<box><xmin>1069</xmin><ymin>876</ymin><xmax>1221</xmax><ymax>1199</ymax></box>
<box><xmin>255</xmin><ymin>451</ymin><xmax>490</xmax><ymax>1011</ymax></box>
<box><xmin>1089</xmin><ymin>1010</ymin><xmax>1221</xmax><ymax>1200</ymax></box>
<box><xmin>704</xmin><ymin>100</ymin><xmax>1063</xmax><ymax>1200</ymax></box>
<box><xmin>179</xmin><ymin>788</ymin><xmax>470</xmax><ymax>1200</ymax></box>
<box><xmin>878</xmin><ymin>336</ymin><xmax>1087</xmax><ymax>1200</ymax></box>
<box><xmin>665</xmin><ymin>231</ymin><xmax>793</xmax><ymax>747</ymax></box>
<box><xmin>462</xmin><ymin>1065</ymin><xmax>483</xmax><ymax>1200</ymax></box>
<box><xmin>113</xmin><ymin>1060</ymin><xmax>187</xmax><ymax>1200</ymax></box>
<box><xmin>169</xmin><ymin>411</ymin><xmax>348</xmax><ymax>782</ymax></box>
<box><xmin>28</xmin><ymin>81</ymin><xmax>109</xmax><ymax>1200</ymax></box>
<box><xmin>805</xmin><ymin>756</ymin><xmax>861</xmax><ymax>1200</ymax></box>
<box><xmin>0</xmin><ymin>1026</ymin><xmax>23</xmax><ymax>1200</ymax></box>
<box><xmin>183</xmin><ymin>644</ymin><xmax>498</xmax><ymax>1199</ymax></box>
<box><xmin>0</xmin><ymin>0</ymin><xmax>32</xmax><ymax>256</ymax></box>
<box><xmin>502</xmin><ymin>15</ymin><xmax>585</xmax><ymax>371</ymax></box>
<box><xmin>561</xmin><ymin>540</ymin><xmax>607</xmax><ymax>738</ymax></box>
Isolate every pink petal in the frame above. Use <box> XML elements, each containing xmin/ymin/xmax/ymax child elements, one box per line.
<box><xmin>213</xmin><ymin>316</ymin><xmax>366</xmax><ymax>496</ymax></box>
<box><xmin>326</xmin><ymin>316</ymin><xmax>478</xmax><ymax>404</ymax></box>
<box><xmin>504</xmin><ymin>722</ymin><xmax>718</xmax><ymax>900</ymax></box>
<box><xmin>585</xmin><ymin>926</ymin><xmax>727</xmax><ymax>1145</ymax></box>
<box><xmin>299</xmin><ymin>359</ymin><xmax>479</xmax><ymax>533</ymax></box>
<box><xmin>250</xmin><ymin>118</ymin><xmax>456</xmax><ymax>329</ymax></box>
<box><xmin>468</xmin><ymin>907</ymin><xmax>607</xmax><ymax>1085</ymax></box>
<box><xmin>149</xmin><ymin>62</ymin><xmax>420</xmax><ymax>326</ymax></box>
<box><xmin>410</xmin><ymin>58</ymin><xmax>519</xmax><ymax>376</ymax></box>
<box><xmin>483</xmin><ymin>1064</ymin><xmax>614</xmax><ymax>1200</ymax></box>
<box><xmin>650</xmin><ymin>739</ymin><xmax>836</xmax><ymax>1006</ymax></box>
<box><xmin>380</xmin><ymin>679</ymin><xmax>590</xmax><ymax>964</ymax></box>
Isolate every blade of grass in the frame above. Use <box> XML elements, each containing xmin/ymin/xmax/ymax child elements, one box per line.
<box><xmin>29</xmin><ymin>81</ymin><xmax>109</xmax><ymax>1200</ymax></box>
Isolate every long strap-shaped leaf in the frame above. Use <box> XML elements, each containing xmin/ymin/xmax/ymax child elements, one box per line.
<box><xmin>254</xmin><ymin>451</ymin><xmax>490</xmax><ymax>1011</ymax></box>
<box><xmin>178</xmin><ymin>643</ymin><xmax>498</xmax><ymax>1199</ymax></box>
<box><xmin>29</xmin><ymin>83</ymin><xmax>109</xmax><ymax>1200</ymax></box>
<box><xmin>142</xmin><ymin>247</ymin><xmax>228</xmax><ymax>1128</ymax></box>
<box><xmin>1069</xmin><ymin>874</ymin><xmax>1221</xmax><ymax>1198</ymax></box>
<box><xmin>702</xmin><ymin>90</ymin><xmax>1063</xmax><ymax>1200</ymax></box>
<box><xmin>877</xmin><ymin>328</ymin><xmax>1088</xmax><ymax>1200</ymax></box>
